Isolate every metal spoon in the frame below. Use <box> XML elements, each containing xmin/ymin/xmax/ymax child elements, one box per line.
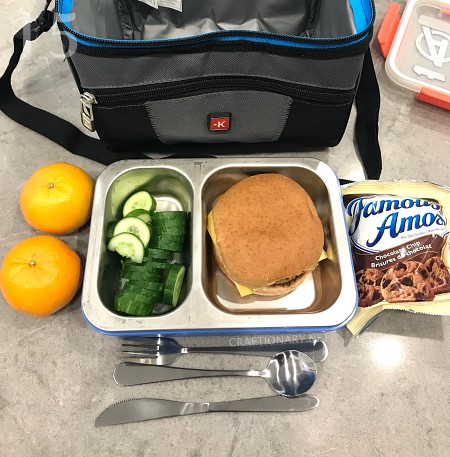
<box><xmin>114</xmin><ymin>350</ymin><xmax>317</xmax><ymax>397</ymax></box>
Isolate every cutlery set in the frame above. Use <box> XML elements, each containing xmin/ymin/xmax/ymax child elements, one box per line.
<box><xmin>96</xmin><ymin>337</ymin><xmax>328</xmax><ymax>426</ymax></box>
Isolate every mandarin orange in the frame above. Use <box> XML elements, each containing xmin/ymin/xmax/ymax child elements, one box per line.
<box><xmin>20</xmin><ymin>162</ymin><xmax>94</xmax><ymax>235</ymax></box>
<box><xmin>0</xmin><ymin>236</ymin><xmax>81</xmax><ymax>317</ymax></box>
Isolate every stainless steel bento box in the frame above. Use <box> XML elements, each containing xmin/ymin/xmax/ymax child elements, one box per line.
<box><xmin>82</xmin><ymin>158</ymin><xmax>357</xmax><ymax>336</ymax></box>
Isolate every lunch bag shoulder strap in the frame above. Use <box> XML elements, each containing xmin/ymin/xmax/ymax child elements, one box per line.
<box><xmin>0</xmin><ymin>4</ymin><xmax>382</xmax><ymax>177</ymax></box>
<box><xmin>0</xmin><ymin>5</ymin><xmax>146</xmax><ymax>165</ymax></box>
<box><xmin>353</xmin><ymin>49</ymin><xmax>382</xmax><ymax>182</ymax></box>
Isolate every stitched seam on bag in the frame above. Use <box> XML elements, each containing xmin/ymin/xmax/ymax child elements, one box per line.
<box><xmin>146</xmin><ymin>90</ymin><xmax>295</xmax><ymax>105</ymax></box>
<box><xmin>293</xmin><ymin>100</ymin><xmax>351</xmax><ymax>108</ymax></box>
<box><xmin>144</xmin><ymin>104</ymin><xmax>163</xmax><ymax>141</ymax></box>
<box><xmin>275</xmin><ymin>98</ymin><xmax>293</xmax><ymax>140</ymax></box>
<box><xmin>97</xmin><ymin>104</ymin><xmax>145</xmax><ymax>110</ymax></box>
<box><xmin>148</xmin><ymin>90</ymin><xmax>238</xmax><ymax>105</ymax></box>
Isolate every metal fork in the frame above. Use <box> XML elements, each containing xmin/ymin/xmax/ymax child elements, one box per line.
<box><xmin>120</xmin><ymin>337</ymin><xmax>328</xmax><ymax>365</ymax></box>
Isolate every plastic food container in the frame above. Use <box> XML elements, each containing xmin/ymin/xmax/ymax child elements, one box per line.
<box><xmin>82</xmin><ymin>158</ymin><xmax>357</xmax><ymax>336</ymax></box>
<box><xmin>378</xmin><ymin>0</ymin><xmax>450</xmax><ymax>109</ymax></box>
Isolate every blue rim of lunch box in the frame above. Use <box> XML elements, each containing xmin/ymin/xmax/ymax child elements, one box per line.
<box><xmin>57</xmin><ymin>0</ymin><xmax>374</xmax><ymax>50</ymax></box>
<box><xmin>82</xmin><ymin>305</ymin><xmax>358</xmax><ymax>337</ymax></box>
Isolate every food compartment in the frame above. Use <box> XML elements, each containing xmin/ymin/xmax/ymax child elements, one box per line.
<box><xmin>201</xmin><ymin>164</ymin><xmax>344</xmax><ymax>314</ymax></box>
<box><xmin>97</xmin><ymin>166</ymin><xmax>193</xmax><ymax>316</ymax></box>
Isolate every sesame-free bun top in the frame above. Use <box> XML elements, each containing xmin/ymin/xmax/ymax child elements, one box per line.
<box><xmin>212</xmin><ymin>174</ymin><xmax>324</xmax><ymax>290</ymax></box>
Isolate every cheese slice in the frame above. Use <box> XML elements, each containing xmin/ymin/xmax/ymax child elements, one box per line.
<box><xmin>207</xmin><ymin>211</ymin><xmax>327</xmax><ymax>297</ymax></box>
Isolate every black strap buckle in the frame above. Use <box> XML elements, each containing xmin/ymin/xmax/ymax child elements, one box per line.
<box><xmin>36</xmin><ymin>9</ymin><xmax>55</xmax><ymax>34</ymax></box>
<box><xmin>22</xmin><ymin>0</ymin><xmax>55</xmax><ymax>42</ymax></box>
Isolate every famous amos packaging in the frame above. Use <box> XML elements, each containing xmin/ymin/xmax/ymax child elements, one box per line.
<box><xmin>343</xmin><ymin>181</ymin><xmax>450</xmax><ymax>336</ymax></box>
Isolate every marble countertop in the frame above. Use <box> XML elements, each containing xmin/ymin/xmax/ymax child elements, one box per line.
<box><xmin>0</xmin><ymin>0</ymin><xmax>449</xmax><ymax>456</ymax></box>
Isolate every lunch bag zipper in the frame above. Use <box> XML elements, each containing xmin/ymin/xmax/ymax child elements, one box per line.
<box><xmin>80</xmin><ymin>77</ymin><xmax>355</xmax><ymax>132</ymax></box>
<box><xmin>86</xmin><ymin>77</ymin><xmax>355</xmax><ymax>104</ymax></box>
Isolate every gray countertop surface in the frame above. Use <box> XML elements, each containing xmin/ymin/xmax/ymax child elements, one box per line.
<box><xmin>0</xmin><ymin>0</ymin><xmax>449</xmax><ymax>456</ymax></box>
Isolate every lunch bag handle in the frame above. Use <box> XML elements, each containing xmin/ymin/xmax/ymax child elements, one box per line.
<box><xmin>0</xmin><ymin>3</ymin><xmax>382</xmax><ymax>180</ymax></box>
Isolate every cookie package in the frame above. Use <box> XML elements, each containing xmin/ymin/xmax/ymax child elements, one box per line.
<box><xmin>342</xmin><ymin>181</ymin><xmax>450</xmax><ymax>336</ymax></box>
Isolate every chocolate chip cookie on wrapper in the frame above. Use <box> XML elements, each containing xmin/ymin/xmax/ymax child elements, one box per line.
<box><xmin>342</xmin><ymin>181</ymin><xmax>450</xmax><ymax>336</ymax></box>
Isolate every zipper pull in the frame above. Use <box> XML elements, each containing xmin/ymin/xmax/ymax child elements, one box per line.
<box><xmin>80</xmin><ymin>92</ymin><xmax>98</xmax><ymax>132</ymax></box>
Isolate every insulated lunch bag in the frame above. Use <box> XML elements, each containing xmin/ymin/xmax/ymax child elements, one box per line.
<box><xmin>0</xmin><ymin>0</ymin><xmax>381</xmax><ymax>179</ymax></box>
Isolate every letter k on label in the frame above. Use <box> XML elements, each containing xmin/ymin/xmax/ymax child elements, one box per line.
<box><xmin>208</xmin><ymin>113</ymin><xmax>231</xmax><ymax>132</ymax></box>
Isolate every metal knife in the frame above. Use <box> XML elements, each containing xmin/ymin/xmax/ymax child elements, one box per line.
<box><xmin>95</xmin><ymin>395</ymin><xmax>319</xmax><ymax>426</ymax></box>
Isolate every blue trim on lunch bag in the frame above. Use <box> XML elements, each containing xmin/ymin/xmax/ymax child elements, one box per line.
<box><xmin>65</xmin><ymin>30</ymin><xmax>369</xmax><ymax>50</ymax></box>
<box><xmin>58</xmin><ymin>0</ymin><xmax>373</xmax><ymax>50</ymax></box>
<box><xmin>59</xmin><ymin>0</ymin><xmax>73</xmax><ymax>25</ymax></box>
<box><xmin>349</xmin><ymin>0</ymin><xmax>370</xmax><ymax>33</ymax></box>
<box><xmin>213</xmin><ymin>34</ymin><xmax>369</xmax><ymax>49</ymax></box>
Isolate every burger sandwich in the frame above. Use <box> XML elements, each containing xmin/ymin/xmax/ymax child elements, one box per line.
<box><xmin>207</xmin><ymin>173</ymin><xmax>325</xmax><ymax>297</ymax></box>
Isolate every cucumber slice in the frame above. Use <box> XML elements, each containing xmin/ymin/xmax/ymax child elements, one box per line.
<box><xmin>113</xmin><ymin>217</ymin><xmax>151</xmax><ymax>247</ymax></box>
<box><xmin>123</xmin><ymin>255</ymin><xmax>172</xmax><ymax>267</ymax></box>
<box><xmin>149</xmin><ymin>239</ymin><xmax>184</xmax><ymax>252</ymax></box>
<box><xmin>123</xmin><ymin>191</ymin><xmax>157</xmax><ymax>217</ymax></box>
<box><xmin>152</xmin><ymin>211</ymin><xmax>187</xmax><ymax>223</ymax></box>
<box><xmin>107</xmin><ymin>233</ymin><xmax>144</xmax><ymax>263</ymax></box>
<box><xmin>123</xmin><ymin>262</ymin><xmax>171</xmax><ymax>273</ymax></box>
<box><xmin>154</xmin><ymin>230</ymin><xmax>186</xmax><ymax>239</ymax></box>
<box><xmin>153</xmin><ymin>219</ymin><xmax>187</xmax><ymax>231</ymax></box>
<box><xmin>144</xmin><ymin>261</ymin><xmax>172</xmax><ymax>270</ymax></box>
<box><xmin>163</xmin><ymin>264</ymin><xmax>186</xmax><ymax>307</ymax></box>
<box><xmin>114</xmin><ymin>293</ymin><xmax>156</xmax><ymax>316</ymax></box>
<box><xmin>119</xmin><ymin>286</ymin><xmax>151</xmax><ymax>297</ymax></box>
<box><xmin>120</xmin><ymin>284</ymin><xmax>163</xmax><ymax>300</ymax></box>
<box><xmin>153</xmin><ymin>227</ymin><xmax>186</xmax><ymax>237</ymax></box>
<box><xmin>125</xmin><ymin>209</ymin><xmax>152</xmax><ymax>224</ymax></box>
<box><xmin>117</xmin><ymin>288</ymin><xmax>160</xmax><ymax>302</ymax></box>
<box><xmin>145</xmin><ymin>248</ymin><xmax>173</xmax><ymax>260</ymax></box>
<box><xmin>122</xmin><ymin>263</ymin><xmax>158</xmax><ymax>273</ymax></box>
<box><xmin>122</xmin><ymin>270</ymin><xmax>162</xmax><ymax>282</ymax></box>
<box><xmin>149</xmin><ymin>195</ymin><xmax>157</xmax><ymax>214</ymax></box>
<box><xmin>127</xmin><ymin>281</ymin><xmax>164</xmax><ymax>293</ymax></box>
<box><xmin>106</xmin><ymin>221</ymin><xmax>117</xmax><ymax>242</ymax></box>
<box><xmin>151</xmin><ymin>233</ymin><xmax>186</xmax><ymax>243</ymax></box>
<box><xmin>122</xmin><ymin>264</ymin><xmax>162</xmax><ymax>276</ymax></box>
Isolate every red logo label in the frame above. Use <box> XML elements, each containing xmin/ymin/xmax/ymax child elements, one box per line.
<box><xmin>209</xmin><ymin>116</ymin><xmax>230</xmax><ymax>132</ymax></box>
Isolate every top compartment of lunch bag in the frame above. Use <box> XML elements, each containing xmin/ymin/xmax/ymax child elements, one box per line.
<box><xmin>60</xmin><ymin>0</ymin><xmax>374</xmax><ymax>42</ymax></box>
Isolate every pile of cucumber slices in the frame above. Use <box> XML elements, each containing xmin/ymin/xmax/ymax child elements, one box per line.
<box><xmin>106</xmin><ymin>190</ymin><xmax>187</xmax><ymax>317</ymax></box>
